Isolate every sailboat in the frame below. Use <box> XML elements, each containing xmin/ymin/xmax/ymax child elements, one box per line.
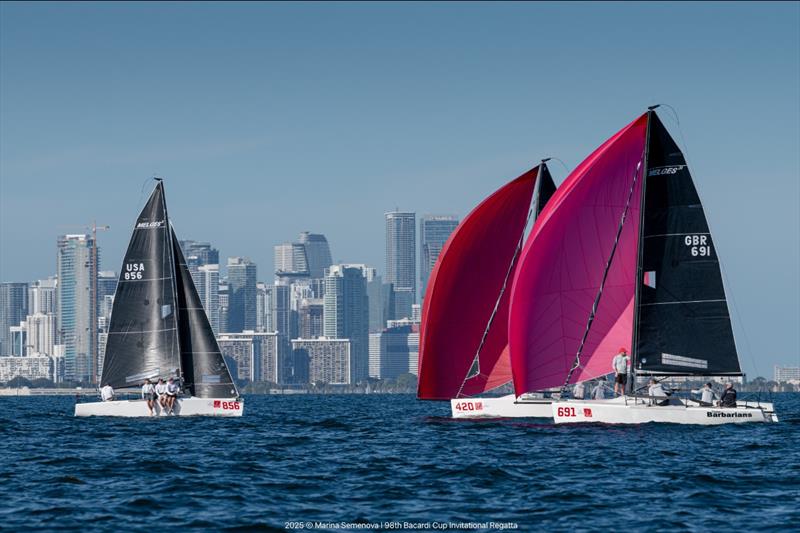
<box><xmin>509</xmin><ymin>107</ymin><xmax>777</xmax><ymax>425</ymax></box>
<box><xmin>75</xmin><ymin>180</ymin><xmax>242</xmax><ymax>417</ymax></box>
<box><xmin>417</xmin><ymin>162</ymin><xmax>556</xmax><ymax>418</ymax></box>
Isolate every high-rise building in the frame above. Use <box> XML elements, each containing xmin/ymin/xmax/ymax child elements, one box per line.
<box><xmin>271</xmin><ymin>282</ymin><xmax>292</xmax><ymax>383</ymax></box>
<box><xmin>28</xmin><ymin>277</ymin><xmax>57</xmax><ymax>315</ymax></box>
<box><xmin>179</xmin><ymin>240</ymin><xmax>219</xmax><ymax>266</ymax></box>
<box><xmin>298</xmin><ymin>232</ymin><xmax>333</xmax><ymax>279</ymax></box>
<box><xmin>256</xmin><ymin>282</ymin><xmax>273</xmax><ymax>332</ymax></box>
<box><xmin>324</xmin><ymin>265</ymin><xmax>369</xmax><ymax>383</ymax></box>
<box><xmin>292</xmin><ymin>338</ymin><xmax>351</xmax><ymax>385</ymax></box>
<box><xmin>97</xmin><ymin>271</ymin><xmax>117</xmax><ymax>304</ymax></box>
<box><xmin>419</xmin><ymin>215</ymin><xmax>459</xmax><ymax>298</ymax></box>
<box><xmin>227</xmin><ymin>257</ymin><xmax>257</xmax><ymax>332</ymax></box>
<box><xmin>57</xmin><ymin>234</ymin><xmax>96</xmax><ymax>383</ymax></box>
<box><xmin>274</xmin><ymin>242</ymin><xmax>309</xmax><ymax>275</ymax></box>
<box><xmin>385</xmin><ymin>211</ymin><xmax>416</xmax><ymax>319</ymax></box>
<box><xmin>298</xmin><ymin>298</ymin><xmax>324</xmax><ymax>339</ymax></box>
<box><xmin>218</xmin><ymin>280</ymin><xmax>229</xmax><ymax>333</ymax></box>
<box><xmin>218</xmin><ymin>331</ymin><xmax>280</xmax><ymax>384</ymax></box>
<box><xmin>196</xmin><ymin>264</ymin><xmax>220</xmax><ymax>334</ymax></box>
<box><xmin>368</xmin><ymin>324</ymin><xmax>420</xmax><ymax>379</ymax></box>
<box><xmin>9</xmin><ymin>321</ymin><xmax>27</xmax><ymax>356</ymax></box>
<box><xmin>0</xmin><ymin>282</ymin><xmax>28</xmax><ymax>356</ymax></box>
<box><xmin>26</xmin><ymin>312</ymin><xmax>57</xmax><ymax>356</ymax></box>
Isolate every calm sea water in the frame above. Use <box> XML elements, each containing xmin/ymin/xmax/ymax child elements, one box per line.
<box><xmin>1</xmin><ymin>393</ymin><xmax>798</xmax><ymax>531</ymax></box>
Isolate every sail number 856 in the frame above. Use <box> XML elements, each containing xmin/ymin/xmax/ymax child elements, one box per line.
<box><xmin>685</xmin><ymin>235</ymin><xmax>712</xmax><ymax>257</ymax></box>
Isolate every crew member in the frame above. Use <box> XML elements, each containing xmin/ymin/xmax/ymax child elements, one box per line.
<box><xmin>165</xmin><ymin>377</ymin><xmax>180</xmax><ymax>414</ymax></box>
<box><xmin>573</xmin><ymin>381</ymin><xmax>586</xmax><ymax>400</ymax></box>
<box><xmin>155</xmin><ymin>378</ymin><xmax>168</xmax><ymax>410</ymax></box>
<box><xmin>591</xmin><ymin>377</ymin><xmax>607</xmax><ymax>400</ymax></box>
<box><xmin>692</xmin><ymin>382</ymin><xmax>715</xmax><ymax>406</ymax></box>
<box><xmin>719</xmin><ymin>383</ymin><xmax>737</xmax><ymax>408</ymax></box>
<box><xmin>648</xmin><ymin>378</ymin><xmax>670</xmax><ymax>406</ymax></box>
<box><xmin>100</xmin><ymin>384</ymin><xmax>115</xmax><ymax>402</ymax></box>
<box><xmin>141</xmin><ymin>379</ymin><xmax>157</xmax><ymax>416</ymax></box>
<box><xmin>611</xmin><ymin>347</ymin><xmax>630</xmax><ymax>396</ymax></box>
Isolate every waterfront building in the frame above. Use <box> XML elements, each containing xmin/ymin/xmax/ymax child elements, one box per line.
<box><xmin>227</xmin><ymin>257</ymin><xmax>257</xmax><ymax>332</ymax></box>
<box><xmin>774</xmin><ymin>366</ymin><xmax>800</xmax><ymax>382</ymax></box>
<box><xmin>0</xmin><ymin>355</ymin><xmax>53</xmax><ymax>383</ymax></box>
<box><xmin>385</xmin><ymin>211</ymin><xmax>416</xmax><ymax>319</ymax></box>
<box><xmin>419</xmin><ymin>215</ymin><xmax>458</xmax><ymax>298</ymax></box>
<box><xmin>0</xmin><ymin>282</ymin><xmax>28</xmax><ymax>356</ymax></box>
<box><xmin>368</xmin><ymin>324</ymin><xmax>420</xmax><ymax>379</ymax></box>
<box><xmin>324</xmin><ymin>265</ymin><xmax>369</xmax><ymax>383</ymax></box>
<box><xmin>298</xmin><ymin>232</ymin><xmax>333</xmax><ymax>279</ymax></box>
<box><xmin>57</xmin><ymin>234</ymin><xmax>96</xmax><ymax>383</ymax></box>
<box><xmin>217</xmin><ymin>331</ymin><xmax>280</xmax><ymax>384</ymax></box>
<box><xmin>292</xmin><ymin>338</ymin><xmax>351</xmax><ymax>385</ymax></box>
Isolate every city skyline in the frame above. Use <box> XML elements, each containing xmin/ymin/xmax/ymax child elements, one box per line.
<box><xmin>1</xmin><ymin>3</ymin><xmax>798</xmax><ymax>377</ymax></box>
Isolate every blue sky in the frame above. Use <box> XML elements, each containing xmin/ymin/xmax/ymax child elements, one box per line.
<box><xmin>1</xmin><ymin>2</ymin><xmax>798</xmax><ymax>375</ymax></box>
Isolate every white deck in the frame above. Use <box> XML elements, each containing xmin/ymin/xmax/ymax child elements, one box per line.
<box><xmin>74</xmin><ymin>397</ymin><xmax>244</xmax><ymax>417</ymax></box>
<box><xmin>551</xmin><ymin>396</ymin><xmax>777</xmax><ymax>425</ymax></box>
<box><xmin>450</xmin><ymin>394</ymin><xmax>553</xmax><ymax>419</ymax></box>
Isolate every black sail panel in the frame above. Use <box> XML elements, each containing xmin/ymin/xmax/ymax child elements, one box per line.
<box><xmin>534</xmin><ymin>163</ymin><xmax>557</xmax><ymax>217</ymax></box>
<box><xmin>172</xmin><ymin>228</ymin><xmax>238</xmax><ymax>398</ymax></box>
<box><xmin>635</xmin><ymin>113</ymin><xmax>741</xmax><ymax>375</ymax></box>
<box><xmin>101</xmin><ymin>182</ymin><xmax>181</xmax><ymax>388</ymax></box>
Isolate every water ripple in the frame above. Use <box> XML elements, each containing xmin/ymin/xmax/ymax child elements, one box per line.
<box><xmin>0</xmin><ymin>394</ymin><xmax>798</xmax><ymax>531</ymax></box>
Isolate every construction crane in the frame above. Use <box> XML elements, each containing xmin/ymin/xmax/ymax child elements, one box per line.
<box><xmin>60</xmin><ymin>221</ymin><xmax>110</xmax><ymax>385</ymax></box>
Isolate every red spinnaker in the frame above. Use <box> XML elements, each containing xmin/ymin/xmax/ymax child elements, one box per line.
<box><xmin>417</xmin><ymin>168</ymin><xmax>538</xmax><ymax>400</ymax></box>
<box><xmin>509</xmin><ymin>114</ymin><xmax>648</xmax><ymax>395</ymax></box>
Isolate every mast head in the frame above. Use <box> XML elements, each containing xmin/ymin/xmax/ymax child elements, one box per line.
<box><xmin>647</xmin><ymin>104</ymin><xmax>661</xmax><ymax>111</ymax></box>
<box><xmin>540</xmin><ymin>157</ymin><xmax>552</xmax><ymax>163</ymax></box>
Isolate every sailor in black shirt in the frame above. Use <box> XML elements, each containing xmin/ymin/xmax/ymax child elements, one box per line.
<box><xmin>719</xmin><ymin>383</ymin><xmax>737</xmax><ymax>408</ymax></box>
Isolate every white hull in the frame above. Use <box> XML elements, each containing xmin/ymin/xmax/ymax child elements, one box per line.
<box><xmin>74</xmin><ymin>397</ymin><xmax>243</xmax><ymax>417</ymax></box>
<box><xmin>451</xmin><ymin>394</ymin><xmax>553</xmax><ymax>419</ymax></box>
<box><xmin>552</xmin><ymin>396</ymin><xmax>777</xmax><ymax>425</ymax></box>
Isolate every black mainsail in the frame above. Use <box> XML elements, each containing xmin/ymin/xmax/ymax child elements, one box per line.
<box><xmin>101</xmin><ymin>181</ymin><xmax>181</xmax><ymax>388</ymax></box>
<box><xmin>101</xmin><ymin>180</ymin><xmax>238</xmax><ymax>398</ymax></box>
<box><xmin>172</xmin><ymin>229</ymin><xmax>238</xmax><ymax>398</ymax></box>
<box><xmin>632</xmin><ymin>111</ymin><xmax>741</xmax><ymax>376</ymax></box>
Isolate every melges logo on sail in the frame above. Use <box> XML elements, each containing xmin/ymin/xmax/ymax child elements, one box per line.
<box><xmin>136</xmin><ymin>220</ymin><xmax>164</xmax><ymax>229</ymax></box>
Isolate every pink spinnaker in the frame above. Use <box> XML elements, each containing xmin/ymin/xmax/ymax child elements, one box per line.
<box><xmin>417</xmin><ymin>168</ymin><xmax>538</xmax><ymax>400</ymax></box>
<box><xmin>509</xmin><ymin>114</ymin><xmax>648</xmax><ymax>395</ymax></box>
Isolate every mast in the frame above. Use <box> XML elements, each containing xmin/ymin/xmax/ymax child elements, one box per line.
<box><xmin>629</xmin><ymin>106</ymin><xmax>657</xmax><ymax>394</ymax></box>
<box><xmin>159</xmin><ymin>178</ymin><xmax>183</xmax><ymax>378</ymax></box>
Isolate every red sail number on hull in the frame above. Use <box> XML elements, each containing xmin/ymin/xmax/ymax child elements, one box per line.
<box><xmin>509</xmin><ymin>114</ymin><xmax>648</xmax><ymax>395</ymax></box>
<box><xmin>417</xmin><ymin>168</ymin><xmax>538</xmax><ymax>400</ymax></box>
